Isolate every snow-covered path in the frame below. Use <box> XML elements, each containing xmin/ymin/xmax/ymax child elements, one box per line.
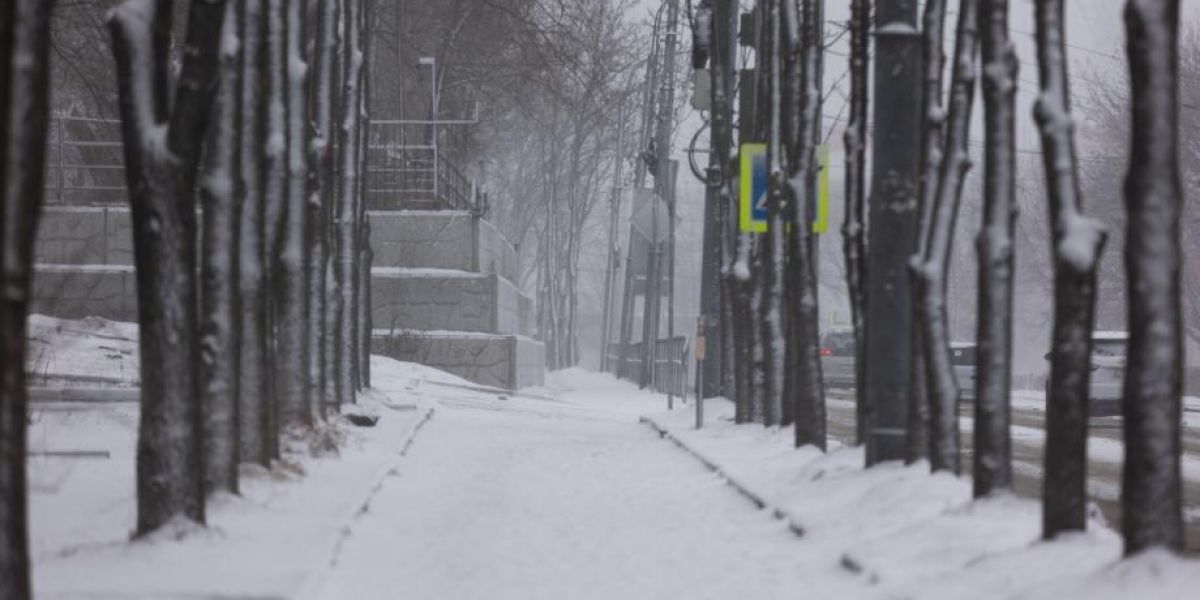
<box><xmin>311</xmin><ymin>375</ymin><xmax>869</xmax><ymax>600</ymax></box>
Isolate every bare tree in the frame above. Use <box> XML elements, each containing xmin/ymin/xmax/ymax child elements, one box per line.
<box><xmin>1</xmin><ymin>1</ymin><xmax>55</xmax><ymax>596</ymax></box>
<box><xmin>759</xmin><ymin>0</ymin><xmax>785</xmax><ymax>427</ymax></box>
<box><xmin>782</xmin><ymin>0</ymin><xmax>826</xmax><ymax>448</ymax></box>
<box><xmin>109</xmin><ymin>0</ymin><xmax>226</xmax><ymax>534</ymax></box>
<box><xmin>200</xmin><ymin>0</ymin><xmax>243</xmax><ymax>494</ymax></box>
<box><xmin>972</xmin><ymin>0</ymin><xmax>1017</xmax><ymax>497</ymax></box>
<box><xmin>336</xmin><ymin>0</ymin><xmax>363</xmax><ymax>406</ymax></box>
<box><xmin>1034</xmin><ymin>0</ymin><xmax>1107</xmax><ymax>539</ymax></box>
<box><xmin>309</xmin><ymin>0</ymin><xmax>339</xmax><ymax>418</ymax></box>
<box><xmin>238</xmin><ymin>0</ymin><xmax>271</xmax><ymax>466</ymax></box>
<box><xmin>909</xmin><ymin>0</ymin><xmax>946</xmax><ymax>463</ymax></box>
<box><xmin>843</xmin><ymin>0</ymin><xmax>870</xmax><ymax>446</ymax></box>
<box><xmin>276</xmin><ymin>0</ymin><xmax>312</xmax><ymax>428</ymax></box>
<box><xmin>1121</xmin><ymin>0</ymin><xmax>1184</xmax><ymax>555</ymax></box>
<box><xmin>914</xmin><ymin>0</ymin><xmax>979</xmax><ymax>475</ymax></box>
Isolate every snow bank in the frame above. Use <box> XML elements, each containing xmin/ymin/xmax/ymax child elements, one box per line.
<box><xmin>642</xmin><ymin>396</ymin><xmax>1199</xmax><ymax>599</ymax></box>
<box><xmin>30</xmin><ymin>352</ymin><xmax>441</xmax><ymax>598</ymax></box>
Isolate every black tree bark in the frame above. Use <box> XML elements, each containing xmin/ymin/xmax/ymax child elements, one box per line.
<box><xmin>238</xmin><ymin>0</ymin><xmax>271</xmax><ymax>466</ymax></box>
<box><xmin>909</xmin><ymin>0</ymin><xmax>946</xmax><ymax>464</ymax></box>
<box><xmin>1121</xmin><ymin>0</ymin><xmax>1184</xmax><ymax>555</ymax></box>
<box><xmin>1034</xmin><ymin>0</ymin><xmax>1107</xmax><ymax>539</ymax></box>
<box><xmin>1</xmin><ymin>2</ymin><xmax>55</xmax><ymax>597</ymax></box>
<box><xmin>110</xmin><ymin>0</ymin><xmax>226</xmax><ymax>535</ymax></box>
<box><xmin>974</xmin><ymin>0</ymin><xmax>1017</xmax><ymax>497</ymax></box>
<box><xmin>200</xmin><ymin>0</ymin><xmax>244</xmax><ymax>494</ymax></box>
<box><xmin>843</xmin><ymin>0</ymin><xmax>870</xmax><ymax>447</ymax></box>
<box><xmin>914</xmin><ymin>0</ymin><xmax>979</xmax><ymax>475</ymax></box>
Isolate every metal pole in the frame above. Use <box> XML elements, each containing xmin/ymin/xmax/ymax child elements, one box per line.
<box><xmin>56</xmin><ymin>115</ymin><xmax>65</xmax><ymax>203</ymax></box>
<box><xmin>865</xmin><ymin>0</ymin><xmax>922</xmax><ymax>465</ymax></box>
<box><xmin>643</xmin><ymin>0</ymin><xmax>680</xmax><ymax>406</ymax></box>
<box><xmin>600</xmin><ymin>103</ymin><xmax>627</xmax><ymax>372</ymax></box>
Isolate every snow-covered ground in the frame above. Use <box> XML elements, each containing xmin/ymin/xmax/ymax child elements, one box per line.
<box><xmin>25</xmin><ymin>317</ymin><xmax>1200</xmax><ymax>598</ymax></box>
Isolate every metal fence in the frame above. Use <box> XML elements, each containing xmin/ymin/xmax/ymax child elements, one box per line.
<box><xmin>43</xmin><ymin>115</ymin><xmax>126</xmax><ymax>205</ymax></box>
<box><xmin>40</xmin><ymin>115</ymin><xmax>482</xmax><ymax>212</ymax></box>
<box><xmin>365</xmin><ymin>120</ymin><xmax>478</xmax><ymax>212</ymax></box>
<box><xmin>606</xmin><ymin>336</ymin><xmax>691</xmax><ymax>398</ymax></box>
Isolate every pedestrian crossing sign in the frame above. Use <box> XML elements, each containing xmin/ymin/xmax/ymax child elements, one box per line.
<box><xmin>738</xmin><ymin>143</ymin><xmax>830</xmax><ymax>235</ymax></box>
<box><xmin>739</xmin><ymin>143</ymin><xmax>768</xmax><ymax>233</ymax></box>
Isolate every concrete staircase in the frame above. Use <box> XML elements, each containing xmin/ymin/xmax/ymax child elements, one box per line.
<box><xmin>32</xmin><ymin>206</ymin><xmax>544</xmax><ymax>390</ymax></box>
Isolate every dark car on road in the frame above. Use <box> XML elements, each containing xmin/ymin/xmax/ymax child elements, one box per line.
<box><xmin>820</xmin><ymin>330</ymin><xmax>857</xmax><ymax>389</ymax></box>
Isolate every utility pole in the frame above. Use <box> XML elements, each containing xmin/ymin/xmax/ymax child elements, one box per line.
<box><xmin>865</xmin><ymin>0</ymin><xmax>922</xmax><ymax>465</ymax></box>
<box><xmin>641</xmin><ymin>0</ymin><xmax>681</xmax><ymax>403</ymax></box>
<box><xmin>617</xmin><ymin>1</ymin><xmax>665</xmax><ymax>379</ymax></box>
<box><xmin>599</xmin><ymin>104</ymin><xmax>627</xmax><ymax>372</ymax></box>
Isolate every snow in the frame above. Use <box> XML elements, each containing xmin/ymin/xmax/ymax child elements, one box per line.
<box><xmin>370</xmin><ymin>266</ymin><xmax>482</xmax><ymax>278</ymax></box>
<box><xmin>24</xmin><ymin>320</ymin><xmax>1200</xmax><ymax>597</ymax></box>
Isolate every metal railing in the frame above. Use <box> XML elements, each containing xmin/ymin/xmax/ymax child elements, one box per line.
<box><xmin>365</xmin><ymin>120</ymin><xmax>479</xmax><ymax>212</ymax></box>
<box><xmin>606</xmin><ymin>336</ymin><xmax>691</xmax><ymax>398</ymax></box>
<box><xmin>42</xmin><ymin>115</ymin><xmax>127</xmax><ymax>205</ymax></box>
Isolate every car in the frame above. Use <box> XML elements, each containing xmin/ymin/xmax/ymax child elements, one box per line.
<box><xmin>819</xmin><ymin>330</ymin><xmax>857</xmax><ymax>389</ymax></box>
<box><xmin>1044</xmin><ymin>331</ymin><xmax>1127</xmax><ymax>417</ymax></box>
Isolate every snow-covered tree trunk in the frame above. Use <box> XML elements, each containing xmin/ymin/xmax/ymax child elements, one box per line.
<box><xmin>276</xmin><ymin>0</ymin><xmax>311</xmax><ymax>428</ymax></box>
<box><xmin>238</xmin><ymin>0</ymin><xmax>271</xmax><ymax>465</ymax></box>
<box><xmin>356</xmin><ymin>0</ymin><xmax>373</xmax><ymax>389</ymax></box>
<box><xmin>309</xmin><ymin>0</ymin><xmax>339</xmax><ymax>417</ymax></box>
<box><xmin>200</xmin><ymin>0</ymin><xmax>243</xmax><ymax>494</ymax></box>
<box><xmin>109</xmin><ymin>0</ymin><xmax>227</xmax><ymax>534</ymax></box>
<box><xmin>336</xmin><ymin>0</ymin><xmax>362</xmax><ymax>406</ymax></box>
<box><xmin>1</xmin><ymin>2</ymin><xmax>54</xmax><ymax>596</ymax></box>
<box><xmin>1034</xmin><ymin>0</ymin><xmax>1107</xmax><ymax>538</ymax></box>
<box><xmin>914</xmin><ymin>0</ymin><xmax>978</xmax><ymax>475</ymax></box>
<box><xmin>1121</xmin><ymin>0</ymin><xmax>1184</xmax><ymax>555</ymax></box>
<box><xmin>974</xmin><ymin>0</ymin><xmax>1017</xmax><ymax>497</ymax></box>
<box><xmin>782</xmin><ymin>0</ymin><xmax>826</xmax><ymax>449</ymax></box>
<box><xmin>843</xmin><ymin>0</ymin><xmax>870</xmax><ymax>446</ymax></box>
<box><xmin>758</xmin><ymin>0</ymin><xmax>785</xmax><ymax>427</ymax></box>
<box><xmin>711</xmin><ymin>0</ymin><xmax>738</xmax><ymax>404</ymax></box>
<box><xmin>909</xmin><ymin>0</ymin><xmax>946</xmax><ymax>464</ymax></box>
<box><xmin>261</xmin><ymin>0</ymin><xmax>287</xmax><ymax>458</ymax></box>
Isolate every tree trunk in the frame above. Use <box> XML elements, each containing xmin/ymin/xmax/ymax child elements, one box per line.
<box><xmin>356</xmin><ymin>0</ymin><xmax>373</xmax><ymax>389</ymax></box>
<box><xmin>909</xmin><ymin>0</ymin><xmax>946</xmax><ymax>464</ymax></box>
<box><xmin>843</xmin><ymin>0</ymin><xmax>870</xmax><ymax>446</ymax></box>
<box><xmin>1</xmin><ymin>2</ymin><xmax>54</xmax><ymax>596</ymax></box>
<box><xmin>110</xmin><ymin>0</ymin><xmax>227</xmax><ymax>535</ymax></box>
<box><xmin>783</xmin><ymin>0</ymin><xmax>826</xmax><ymax>449</ymax></box>
<box><xmin>1122</xmin><ymin>0</ymin><xmax>1184</xmax><ymax>555</ymax></box>
<box><xmin>200</xmin><ymin>0</ymin><xmax>243</xmax><ymax>494</ymax></box>
<box><xmin>759</xmin><ymin>0</ymin><xmax>784</xmax><ymax>427</ymax></box>
<box><xmin>238</xmin><ymin>0</ymin><xmax>271</xmax><ymax>465</ymax></box>
<box><xmin>261</xmin><ymin>0</ymin><xmax>287</xmax><ymax>459</ymax></box>
<box><xmin>915</xmin><ymin>0</ymin><xmax>979</xmax><ymax>475</ymax></box>
<box><xmin>1034</xmin><ymin>0</ymin><xmax>1107</xmax><ymax>539</ymax></box>
<box><xmin>276</xmin><ymin>0</ymin><xmax>311</xmax><ymax>428</ymax></box>
<box><xmin>711</xmin><ymin>0</ymin><xmax>738</xmax><ymax>404</ymax></box>
<box><xmin>337</xmin><ymin>0</ymin><xmax>362</xmax><ymax>406</ymax></box>
<box><xmin>310</xmin><ymin>0</ymin><xmax>339</xmax><ymax>418</ymax></box>
<box><xmin>974</xmin><ymin>0</ymin><xmax>1017</xmax><ymax>498</ymax></box>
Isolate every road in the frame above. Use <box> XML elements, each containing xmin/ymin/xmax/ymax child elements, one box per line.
<box><xmin>825</xmin><ymin>389</ymin><xmax>1200</xmax><ymax>552</ymax></box>
<box><xmin>311</xmin><ymin>388</ymin><xmax>872</xmax><ymax>600</ymax></box>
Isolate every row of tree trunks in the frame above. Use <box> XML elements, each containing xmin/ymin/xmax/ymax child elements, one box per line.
<box><xmin>1</xmin><ymin>3</ymin><xmax>56</xmax><ymax>599</ymax></box>
<box><xmin>109</xmin><ymin>0</ymin><xmax>226</xmax><ymax>535</ymax></box>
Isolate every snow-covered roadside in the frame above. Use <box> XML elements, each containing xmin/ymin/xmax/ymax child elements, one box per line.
<box><xmin>29</xmin><ymin>355</ymin><xmax>444</xmax><ymax>600</ymax></box>
<box><xmin>639</xmin><ymin>390</ymin><xmax>1200</xmax><ymax>600</ymax></box>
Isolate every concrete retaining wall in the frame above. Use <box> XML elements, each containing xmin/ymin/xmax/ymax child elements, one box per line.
<box><xmin>368</xmin><ymin>210</ymin><xmax>518</xmax><ymax>282</ymax></box>
<box><xmin>31</xmin><ymin>265</ymin><xmax>138</xmax><ymax>321</ymax></box>
<box><xmin>35</xmin><ymin>207</ymin><xmax>133</xmax><ymax>265</ymax></box>
<box><xmin>371</xmin><ymin>331</ymin><xmax>544</xmax><ymax>390</ymax></box>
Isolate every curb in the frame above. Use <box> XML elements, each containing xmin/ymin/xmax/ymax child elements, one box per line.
<box><xmin>639</xmin><ymin>416</ymin><xmax>806</xmax><ymax>537</ymax></box>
